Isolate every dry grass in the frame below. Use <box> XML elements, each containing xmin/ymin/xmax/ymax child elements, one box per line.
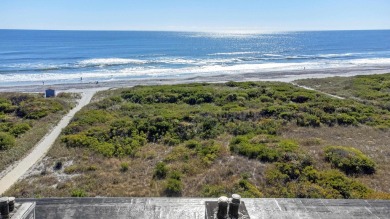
<box><xmin>294</xmin><ymin>76</ymin><xmax>355</xmax><ymax>98</ymax></box>
<box><xmin>282</xmin><ymin>124</ymin><xmax>390</xmax><ymax>193</ymax></box>
<box><xmin>6</xmin><ymin>123</ymin><xmax>390</xmax><ymax>198</ymax></box>
<box><xmin>6</xmin><ymin>132</ymin><xmax>270</xmax><ymax>197</ymax></box>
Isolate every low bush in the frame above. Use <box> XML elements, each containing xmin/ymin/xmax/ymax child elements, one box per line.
<box><xmin>317</xmin><ymin>170</ymin><xmax>371</xmax><ymax>198</ymax></box>
<box><xmin>164</xmin><ymin>178</ymin><xmax>182</xmax><ymax>197</ymax></box>
<box><xmin>10</xmin><ymin>122</ymin><xmax>31</xmax><ymax>137</ymax></box>
<box><xmin>0</xmin><ymin>132</ymin><xmax>15</xmax><ymax>150</ymax></box>
<box><xmin>201</xmin><ymin>184</ymin><xmax>227</xmax><ymax>197</ymax></box>
<box><xmin>235</xmin><ymin>179</ymin><xmax>263</xmax><ymax>198</ymax></box>
<box><xmin>120</xmin><ymin>162</ymin><xmax>129</xmax><ymax>172</ymax></box>
<box><xmin>265</xmin><ymin>164</ymin><xmax>371</xmax><ymax>199</ymax></box>
<box><xmin>185</xmin><ymin>140</ymin><xmax>201</xmax><ymax>149</ymax></box>
<box><xmin>17</xmin><ymin>99</ymin><xmax>63</xmax><ymax>119</ymax></box>
<box><xmin>71</xmin><ymin>189</ymin><xmax>87</xmax><ymax>197</ymax></box>
<box><xmin>336</xmin><ymin>114</ymin><xmax>357</xmax><ymax>126</ymax></box>
<box><xmin>324</xmin><ymin>146</ymin><xmax>376</xmax><ymax>174</ymax></box>
<box><xmin>195</xmin><ymin>141</ymin><xmax>221</xmax><ymax>164</ymax></box>
<box><xmin>230</xmin><ymin>136</ymin><xmax>302</xmax><ymax>163</ymax></box>
<box><xmin>0</xmin><ymin>98</ymin><xmax>15</xmax><ymax>113</ymax></box>
<box><xmin>154</xmin><ymin>162</ymin><xmax>168</xmax><ymax>179</ymax></box>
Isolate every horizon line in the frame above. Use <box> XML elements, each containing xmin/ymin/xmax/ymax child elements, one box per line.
<box><xmin>1</xmin><ymin>28</ymin><xmax>390</xmax><ymax>34</ymax></box>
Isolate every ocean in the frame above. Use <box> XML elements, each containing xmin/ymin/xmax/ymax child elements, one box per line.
<box><xmin>0</xmin><ymin>29</ymin><xmax>390</xmax><ymax>86</ymax></box>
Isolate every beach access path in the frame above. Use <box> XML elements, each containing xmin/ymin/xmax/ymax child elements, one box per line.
<box><xmin>0</xmin><ymin>87</ymin><xmax>108</xmax><ymax>195</ymax></box>
<box><xmin>290</xmin><ymin>82</ymin><xmax>345</xmax><ymax>100</ymax></box>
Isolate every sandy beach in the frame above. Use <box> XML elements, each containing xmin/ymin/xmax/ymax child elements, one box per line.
<box><xmin>1</xmin><ymin>66</ymin><xmax>389</xmax><ymax>93</ymax></box>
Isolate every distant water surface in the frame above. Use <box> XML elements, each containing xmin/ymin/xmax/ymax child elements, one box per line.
<box><xmin>0</xmin><ymin>29</ymin><xmax>390</xmax><ymax>86</ymax></box>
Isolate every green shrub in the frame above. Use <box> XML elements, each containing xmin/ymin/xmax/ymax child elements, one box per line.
<box><xmin>230</xmin><ymin>136</ymin><xmax>303</xmax><ymax>163</ymax></box>
<box><xmin>0</xmin><ymin>132</ymin><xmax>15</xmax><ymax>150</ymax></box>
<box><xmin>195</xmin><ymin>141</ymin><xmax>221</xmax><ymax>165</ymax></box>
<box><xmin>165</xmin><ymin>178</ymin><xmax>182</xmax><ymax>197</ymax></box>
<box><xmin>17</xmin><ymin>99</ymin><xmax>63</xmax><ymax>119</ymax></box>
<box><xmin>120</xmin><ymin>162</ymin><xmax>129</xmax><ymax>172</ymax></box>
<box><xmin>324</xmin><ymin>146</ymin><xmax>376</xmax><ymax>174</ymax></box>
<box><xmin>336</xmin><ymin>114</ymin><xmax>357</xmax><ymax>125</ymax></box>
<box><xmin>318</xmin><ymin>170</ymin><xmax>371</xmax><ymax>198</ymax></box>
<box><xmin>0</xmin><ymin>98</ymin><xmax>15</xmax><ymax>113</ymax></box>
<box><xmin>256</xmin><ymin>119</ymin><xmax>281</xmax><ymax>135</ymax></box>
<box><xmin>259</xmin><ymin>95</ymin><xmax>273</xmax><ymax>103</ymax></box>
<box><xmin>291</xmin><ymin>92</ymin><xmax>313</xmax><ymax>103</ymax></box>
<box><xmin>154</xmin><ymin>162</ymin><xmax>168</xmax><ymax>179</ymax></box>
<box><xmin>61</xmin><ymin>134</ymin><xmax>99</xmax><ymax>148</ymax></box>
<box><xmin>278</xmin><ymin>140</ymin><xmax>299</xmax><ymax>152</ymax></box>
<box><xmin>10</xmin><ymin>122</ymin><xmax>31</xmax><ymax>137</ymax></box>
<box><xmin>73</xmin><ymin>110</ymin><xmax>112</xmax><ymax>125</ymax></box>
<box><xmin>226</xmin><ymin>121</ymin><xmax>255</xmax><ymax>135</ymax></box>
<box><xmin>296</xmin><ymin>113</ymin><xmax>321</xmax><ymax>127</ymax></box>
<box><xmin>185</xmin><ymin>140</ymin><xmax>201</xmax><ymax>149</ymax></box>
<box><xmin>275</xmin><ymin>162</ymin><xmax>308</xmax><ymax>180</ymax></box>
<box><xmin>169</xmin><ymin>170</ymin><xmax>182</xmax><ymax>180</ymax></box>
<box><xmin>71</xmin><ymin>189</ymin><xmax>87</xmax><ymax>197</ymax></box>
<box><xmin>226</xmin><ymin>93</ymin><xmax>238</xmax><ymax>102</ymax></box>
<box><xmin>287</xmin><ymin>181</ymin><xmax>333</xmax><ymax>198</ymax></box>
<box><xmin>235</xmin><ymin>179</ymin><xmax>263</xmax><ymax>198</ymax></box>
<box><xmin>162</xmin><ymin>134</ymin><xmax>180</xmax><ymax>146</ymax></box>
<box><xmin>164</xmin><ymin>145</ymin><xmax>194</xmax><ymax>162</ymax></box>
<box><xmin>94</xmin><ymin>142</ymin><xmax>116</xmax><ymax>157</ymax></box>
<box><xmin>201</xmin><ymin>184</ymin><xmax>227</xmax><ymax>197</ymax></box>
<box><xmin>265</xmin><ymin>167</ymin><xmax>289</xmax><ymax>186</ymax></box>
<box><xmin>121</xmin><ymin>92</ymin><xmax>144</xmax><ymax>103</ymax></box>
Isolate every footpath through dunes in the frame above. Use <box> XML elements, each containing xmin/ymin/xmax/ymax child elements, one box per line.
<box><xmin>0</xmin><ymin>87</ymin><xmax>108</xmax><ymax>195</ymax></box>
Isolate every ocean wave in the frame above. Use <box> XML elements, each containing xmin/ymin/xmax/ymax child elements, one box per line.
<box><xmin>317</xmin><ymin>53</ymin><xmax>354</xmax><ymax>58</ymax></box>
<box><xmin>350</xmin><ymin>58</ymin><xmax>390</xmax><ymax>65</ymax></box>
<box><xmin>77</xmin><ymin>58</ymin><xmax>148</xmax><ymax>67</ymax></box>
<box><xmin>209</xmin><ymin>51</ymin><xmax>262</xmax><ymax>56</ymax></box>
<box><xmin>78</xmin><ymin>57</ymin><xmax>241</xmax><ymax>67</ymax></box>
<box><xmin>2</xmin><ymin>57</ymin><xmax>390</xmax><ymax>85</ymax></box>
<box><xmin>0</xmin><ymin>57</ymin><xmax>240</xmax><ymax>73</ymax></box>
<box><xmin>209</xmin><ymin>52</ymin><xmax>358</xmax><ymax>62</ymax></box>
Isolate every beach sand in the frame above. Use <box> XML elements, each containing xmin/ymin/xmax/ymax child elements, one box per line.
<box><xmin>1</xmin><ymin>66</ymin><xmax>389</xmax><ymax>93</ymax></box>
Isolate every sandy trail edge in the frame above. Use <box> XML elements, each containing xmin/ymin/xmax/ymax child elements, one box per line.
<box><xmin>0</xmin><ymin>87</ymin><xmax>108</xmax><ymax>195</ymax></box>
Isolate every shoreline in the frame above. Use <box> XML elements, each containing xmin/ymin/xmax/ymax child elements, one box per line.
<box><xmin>1</xmin><ymin>66</ymin><xmax>389</xmax><ymax>93</ymax></box>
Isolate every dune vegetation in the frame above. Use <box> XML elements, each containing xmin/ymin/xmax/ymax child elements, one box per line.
<box><xmin>5</xmin><ymin>74</ymin><xmax>390</xmax><ymax>199</ymax></box>
<box><xmin>0</xmin><ymin>92</ymin><xmax>77</xmax><ymax>173</ymax></box>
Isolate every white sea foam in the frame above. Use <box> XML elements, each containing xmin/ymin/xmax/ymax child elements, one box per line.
<box><xmin>209</xmin><ymin>52</ymin><xmax>262</xmax><ymax>56</ymax></box>
<box><xmin>349</xmin><ymin>58</ymin><xmax>390</xmax><ymax>65</ymax></box>
<box><xmin>1</xmin><ymin>57</ymin><xmax>390</xmax><ymax>86</ymax></box>
<box><xmin>317</xmin><ymin>53</ymin><xmax>354</xmax><ymax>58</ymax></box>
<box><xmin>77</xmin><ymin>58</ymin><xmax>148</xmax><ymax>67</ymax></box>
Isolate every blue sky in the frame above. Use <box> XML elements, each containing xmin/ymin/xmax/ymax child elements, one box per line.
<box><xmin>1</xmin><ymin>0</ymin><xmax>389</xmax><ymax>32</ymax></box>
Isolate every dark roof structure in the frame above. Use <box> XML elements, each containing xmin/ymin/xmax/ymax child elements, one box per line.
<box><xmin>17</xmin><ymin>197</ymin><xmax>390</xmax><ymax>218</ymax></box>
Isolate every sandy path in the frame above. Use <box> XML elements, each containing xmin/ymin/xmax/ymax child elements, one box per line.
<box><xmin>0</xmin><ymin>88</ymin><xmax>107</xmax><ymax>195</ymax></box>
<box><xmin>291</xmin><ymin>82</ymin><xmax>345</xmax><ymax>100</ymax></box>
